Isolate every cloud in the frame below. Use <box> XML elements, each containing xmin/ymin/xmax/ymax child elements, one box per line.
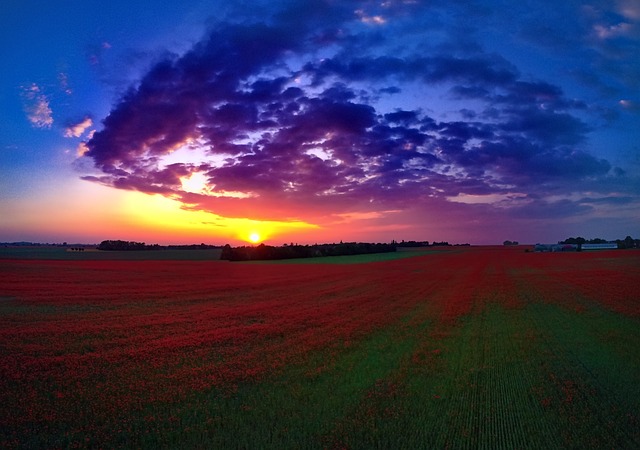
<box><xmin>593</xmin><ymin>22</ymin><xmax>634</xmax><ymax>39</ymax></box>
<box><xmin>507</xmin><ymin>198</ymin><xmax>595</xmax><ymax>220</ymax></box>
<box><xmin>64</xmin><ymin>116</ymin><xmax>93</xmax><ymax>138</ymax></box>
<box><xmin>355</xmin><ymin>9</ymin><xmax>386</xmax><ymax>25</ymax></box>
<box><xmin>21</xmin><ymin>83</ymin><xmax>53</xmax><ymax>128</ymax></box>
<box><xmin>619</xmin><ymin>99</ymin><xmax>640</xmax><ymax>112</ymax></box>
<box><xmin>87</xmin><ymin>41</ymin><xmax>112</xmax><ymax>65</ymax></box>
<box><xmin>81</xmin><ymin>0</ymin><xmax>623</xmax><ymax>225</ymax></box>
<box><xmin>58</xmin><ymin>72</ymin><xmax>72</xmax><ymax>95</ymax></box>
<box><xmin>76</xmin><ymin>142</ymin><xmax>90</xmax><ymax>157</ymax></box>
<box><xmin>579</xmin><ymin>2</ymin><xmax>640</xmax><ymax>91</ymax></box>
<box><xmin>617</xmin><ymin>0</ymin><xmax>640</xmax><ymax>20</ymax></box>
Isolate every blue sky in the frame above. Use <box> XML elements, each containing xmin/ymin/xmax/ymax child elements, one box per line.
<box><xmin>1</xmin><ymin>0</ymin><xmax>639</xmax><ymax>244</ymax></box>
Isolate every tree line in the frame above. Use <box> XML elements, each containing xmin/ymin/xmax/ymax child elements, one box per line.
<box><xmin>220</xmin><ymin>242</ymin><xmax>397</xmax><ymax>261</ymax></box>
<box><xmin>97</xmin><ymin>240</ymin><xmax>221</xmax><ymax>251</ymax></box>
<box><xmin>559</xmin><ymin>235</ymin><xmax>639</xmax><ymax>249</ymax></box>
<box><xmin>97</xmin><ymin>240</ymin><xmax>149</xmax><ymax>251</ymax></box>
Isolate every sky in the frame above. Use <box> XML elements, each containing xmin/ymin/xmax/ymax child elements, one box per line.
<box><xmin>1</xmin><ymin>0</ymin><xmax>639</xmax><ymax>245</ymax></box>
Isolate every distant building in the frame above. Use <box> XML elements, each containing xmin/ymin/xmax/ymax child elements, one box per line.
<box><xmin>581</xmin><ymin>243</ymin><xmax>618</xmax><ymax>250</ymax></box>
<box><xmin>534</xmin><ymin>244</ymin><xmax>578</xmax><ymax>252</ymax></box>
<box><xmin>534</xmin><ymin>242</ymin><xmax>617</xmax><ymax>252</ymax></box>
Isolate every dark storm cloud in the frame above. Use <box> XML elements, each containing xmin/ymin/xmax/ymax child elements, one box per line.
<box><xmin>82</xmin><ymin>0</ymin><xmax>621</xmax><ymax>221</ymax></box>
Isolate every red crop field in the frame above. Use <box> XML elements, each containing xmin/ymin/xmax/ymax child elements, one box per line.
<box><xmin>1</xmin><ymin>247</ymin><xmax>639</xmax><ymax>448</ymax></box>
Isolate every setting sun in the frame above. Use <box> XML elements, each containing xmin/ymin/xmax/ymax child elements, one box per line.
<box><xmin>118</xmin><ymin>191</ymin><xmax>317</xmax><ymax>245</ymax></box>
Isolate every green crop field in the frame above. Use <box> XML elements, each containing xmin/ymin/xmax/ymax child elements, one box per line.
<box><xmin>0</xmin><ymin>246</ymin><xmax>223</xmax><ymax>261</ymax></box>
<box><xmin>250</xmin><ymin>247</ymin><xmax>445</xmax><ymax>264</ymax></box>
<box><xmin>1</xmin><ymin>247</ymin><xmax>638</xmax><ymax>448</ymax></box>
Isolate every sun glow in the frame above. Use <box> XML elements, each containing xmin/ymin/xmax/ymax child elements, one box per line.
<box><xmin>181</xmin><ymin>172</ymin><xmax>208</xmax><ymax>194</ymax></box>
<box><xmin>120</xmin><ymin>191</ymin><xmax>318</xmax><ymax>244</ymax></box>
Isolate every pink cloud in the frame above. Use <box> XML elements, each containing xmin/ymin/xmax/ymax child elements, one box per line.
<box><xmin>64</xmin><ymin>116</ymin><xmax>93</xmax><ymax>138</ymax></box>
<box><xmin>21</xmin><ymin>83</ymin><xmax>53</xmax><ymax>128</ymax></box>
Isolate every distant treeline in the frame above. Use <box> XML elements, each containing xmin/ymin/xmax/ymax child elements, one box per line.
<box><xmin>395</xmin><ymin>240</ymin><xmax>430</xmax><ymax>247</ymax></box>
<box><xmin>220</xmin><ymin>242</ymin><xmax>397</xmax><ymax>261</ymax></box>
<box><xmin>559</xmin><ymin>235</ymin><xmax>639</xmax><ymax>249</ymax></box>
<box><xmin>394</xmin><ymin>240</ymin><xmax>468</xmax><ymax>247</ymax></box>
<box><xmin>97</xmin><ymin>240</ymin><xmax>221</xmax><ymax>251</ymax></box>
<box><xmin>1</xmin><ymin>242</ymin><xmax>77</xmax><ymax>247</ymax></box>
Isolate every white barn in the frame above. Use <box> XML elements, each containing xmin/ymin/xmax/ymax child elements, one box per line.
<box><xmin>581</xmin><ymin>243</ymin><xmax>618</xmax><ymax>250</ymax></box>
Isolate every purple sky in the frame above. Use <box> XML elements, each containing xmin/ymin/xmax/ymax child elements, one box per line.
<box><xmin>1</xmin><ymin>0</ymin><xmax>639</xmax><ymax>244</ymax></box>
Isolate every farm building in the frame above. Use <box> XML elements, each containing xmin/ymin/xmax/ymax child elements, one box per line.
<box><xmin>534</xmin><ymin>243</ymin><xmax>618</xmax><ymax>252</ymax></box>
<box><xmin>581</xmin><ymin>243</ymin><xmax>618</xmax><ymax>250</ymax></box>
<box><xmin>534</xmin><ymin>244</ymin><xmax>578</xmax><ymax>252</ymax></box>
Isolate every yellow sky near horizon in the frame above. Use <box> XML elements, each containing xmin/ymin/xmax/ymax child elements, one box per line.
<box><xmin>0</xmin><ymin>178</ymin><xmax>323</xmax><ymax>245</ymax></box>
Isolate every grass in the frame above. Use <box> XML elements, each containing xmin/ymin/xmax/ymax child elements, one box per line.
<box><xmin>0</xmin><ymin>247</ymin><xmax>444</xmax><ymax>264</ymax></box>
<box><xmin>0</xmin><ymin>247</ymin><xmax>223</xmax><ymax>260</ymax></box>
<box><xmin>17</xmin><ymin>301</ymin><xmax>636</xmax><ymax>449</ymax></box>
<box><xmin>0</xmin><ymin>246</ymin><xmax>442</xmax><ymax>263</ymax></box>
<box><xmin>247</xmin><ymin>247</ymin><xmax>443</xmax><ymax>265</ymax></box>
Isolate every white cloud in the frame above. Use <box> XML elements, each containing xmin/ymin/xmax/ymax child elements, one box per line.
<box><xmin>64</xmin><ymin>116</ymin><xmax>93</xmax><ymax>138</ymax></box>
<box><xmin>58</xmin><ymin>72</ymin><xmax>72</xmax><ymax>95</ymax></box>
<box><xmin>619</xmin><ymin>99</ymin><xmax>640</xmax><ymax>111</ymax></box>
<box><xmin>21</xmin><ymin>83</ymin><xmax>53</xmax><ymax>128</ymax></box>
<box><xmin>76</xmin><ymin>142</ymin><xmax>90</xmax><ymax>157</ymax></box>
<box><xmin>594</xmin><ymin>22</ymin><xmax>633</xmax><ymax>39</ymax></box>
<box><xmin>447</xmin><ymin>193</ymin><xmax>528</xmax><ymax>206</ymax></box>
<box><xmin>355</xmin><ymin>9</ymin><xmax>387</xmax><ymax>25</ymax></box>
<box><xmin>617</xmin><ymin>0</ymin><xmax>640</xmax><ymax>20</ymax></box>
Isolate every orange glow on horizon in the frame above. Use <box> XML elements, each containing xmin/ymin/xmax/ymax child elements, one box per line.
<box><xmin>121</xmin><ymin>191</ymin><xmax>319</xmax><ymax>244</ymax></box>
<box><xmin>5</xmin><ymin>179</ymin><xmax>412</xmax><ymax>245</ymax></box>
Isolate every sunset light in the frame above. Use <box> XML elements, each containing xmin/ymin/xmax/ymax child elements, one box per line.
<box><xmin>2</xmin><ymin>2</ymin><xmax>640</xmax><ymax>447</ymax></box>
<box><xmin>180</xmin><ymin>172</ymin><xmax>208</xmax><ymax>194</ymax></box>
<box><xmin>118</xmin><ymin>191</ymin><xmax>317</xmax><ymax>244</ymax></box>
<box><xmin>1</xmin><ymin>0</ymin><xmax>638</xmax><ymax>245</ymax></box>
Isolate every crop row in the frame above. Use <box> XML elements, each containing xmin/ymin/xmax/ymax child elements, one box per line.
<box><xmin>1</xmin><ymin>247</ymin><xmax>638</xmax><ymax>448</ymax></box>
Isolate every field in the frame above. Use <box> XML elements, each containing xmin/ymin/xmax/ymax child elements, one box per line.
<box><xmin>1</xmin><ymin>247</ymin><xmax>639</xmax><ymax>448</ymax></box>
<box><xmin>0</xmin><ymin>247</ymin><xmax>224</xmax><ymax>261</ymax></box>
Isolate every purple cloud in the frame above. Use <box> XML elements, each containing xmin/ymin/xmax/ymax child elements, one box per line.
<box><xmin>81</xmin><ymin>0</ymin><xmax>624</xmax><ymax>225</ymax></box>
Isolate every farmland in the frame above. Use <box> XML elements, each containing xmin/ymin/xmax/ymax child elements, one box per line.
<box><xmin>1</xmin><ymin>247</ymin><xmax>639</xmax><ymax>448</ymax></box>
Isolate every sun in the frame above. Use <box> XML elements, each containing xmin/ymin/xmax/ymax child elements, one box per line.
<box><xmin>248</xmin><ymin>232</ymin><xmax>261</xmax><ymax>243</ymax></box>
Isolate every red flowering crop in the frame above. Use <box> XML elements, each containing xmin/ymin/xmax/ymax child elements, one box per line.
<box><xmin>1</xmin><ymin>247</ymin><xmax>638</xmax><ymax>448</ymax></box>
